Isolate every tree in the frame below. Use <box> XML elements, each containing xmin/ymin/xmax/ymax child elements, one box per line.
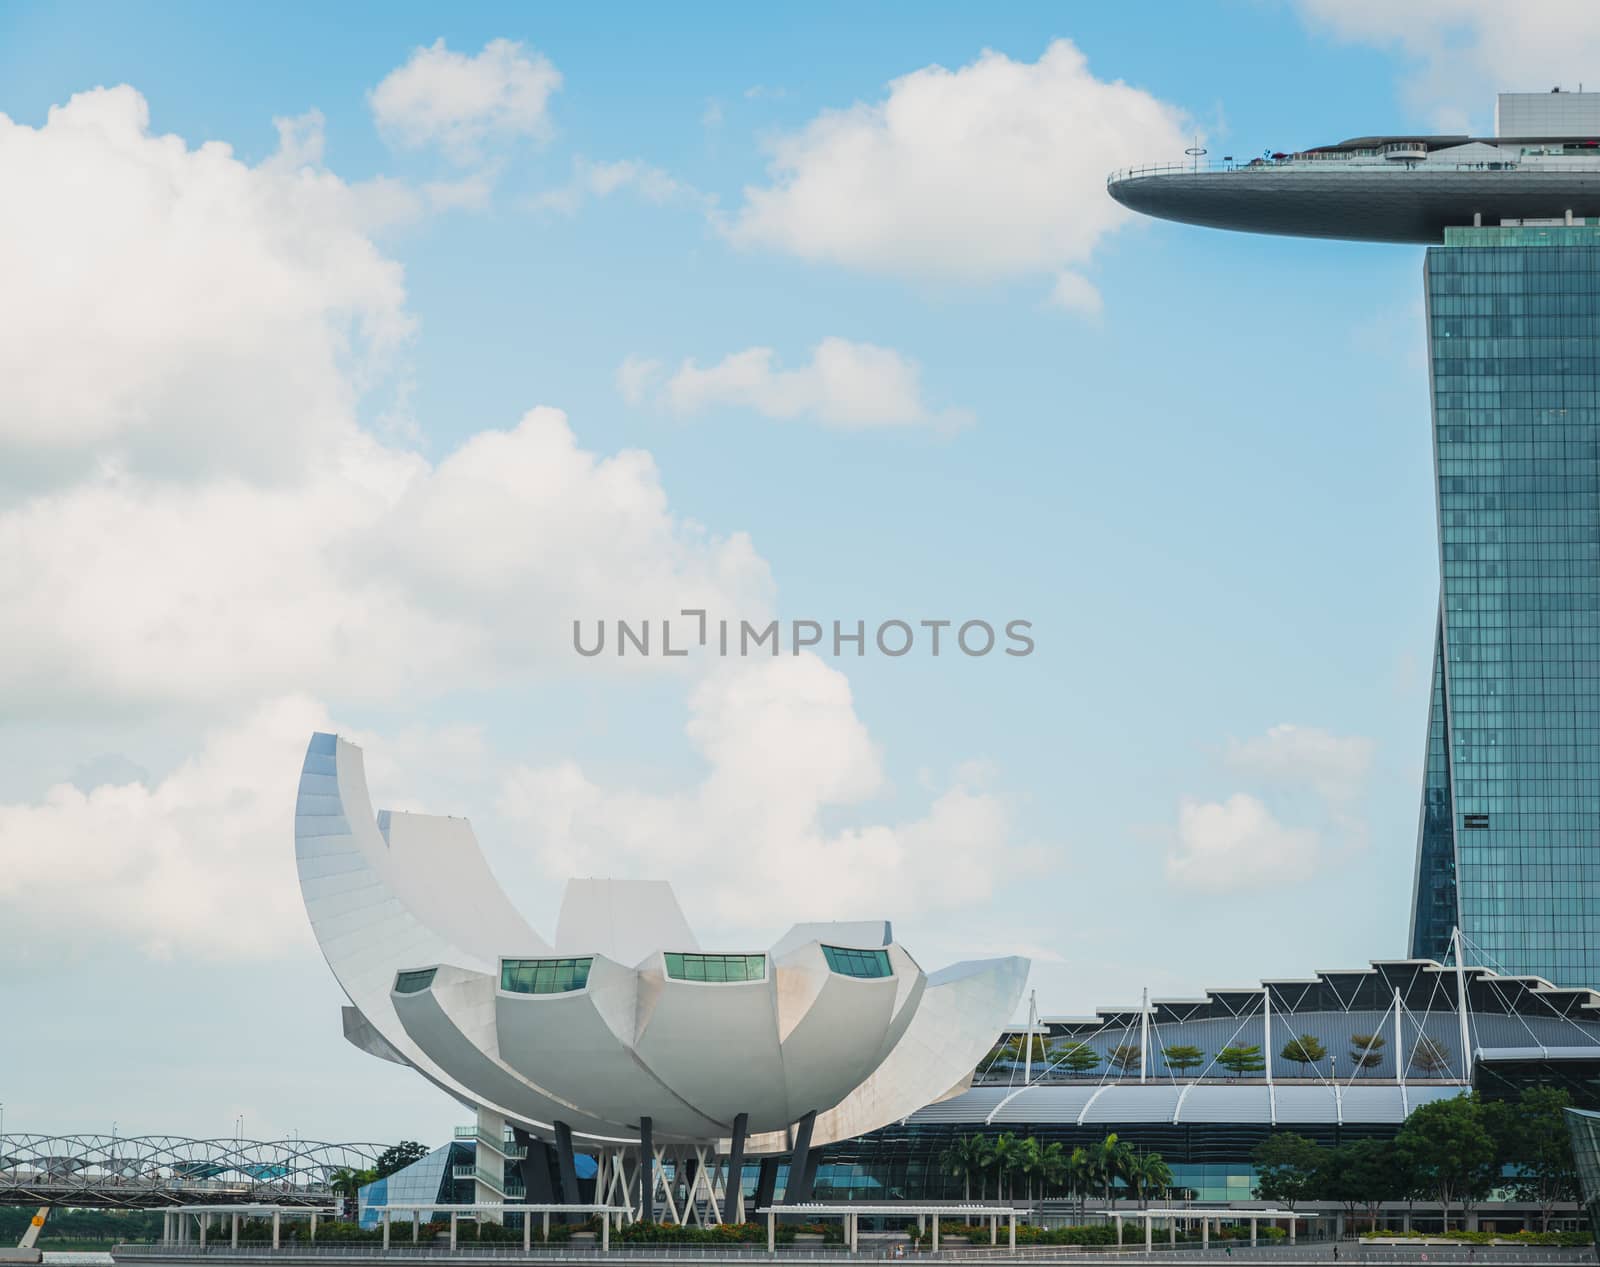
<box><xmin>1498</xmin><ymin>1086</ymin><xmax>1580</xmax><ymax>1231</ymax></box>
<box><xmin>328</xmin><ymin>1167</ymin><xmax>377</xmax><ymax>1220</ymax></box>
<box><xmin>1066</xmin><ymin>1146</ymin><xmax>1093</xmax><ymax>1220</ymax></box>
<box><xmin>1098</xmin><ymin>1133</ymin><xmax>1134</xmax><ymax>1206</ymax></box>
<box><xmin>1124</xmin><ymin>1152</ymin><xmax>1173</xmax><ymax>1209</ymax></box>
<box><xmin>1218</xmin><ymin>1044</ymin><xmax>1266</xmax><ymax>1077</ymax></box>
<box><xmin>1408</xmin><ymin>1036</ymin><xmax>1454</xmax><ymax>1077</ymax></box>
<box><xmin>1039</xmin><ymin>1141</ymin><xmax>1068</xmax><ymax>1199</ymax></box>
<box><xmin>1163</xmin><ymin>1045</ymin><xmax>1205</xmax><ymax>1076</ymax></box>
<box><xmin>1108</xmin><ymin>1044</ymin><xmax>1142</xmax><ymax>1076</ymax></box>
<box><xmin>374</xmin><ymin>1141</ymin><xmax>429</xmax><ymax>1179</ymax></box>
<box><xmin>1279</xmin><ymin>1034</ymin><xmax>1327</xmax><ymax>1073</ymax></box>
<box><xmin>1252</xmin><ymin>1133</ymin><xmax>1323</xmax><ymax>1211</ymax></box>
<box><xmin>1318</xmin><ymin>1138</ymin><xmax>1403</xmax><ymax>1232</ymax></box>
<box><xmin>1349</xmin><ymin>1033</ymin><xmax>1386</xmax><ymax>1075</ymax></box>
<box><xmin>990</xmin><ymin>1132</ymin><xmax>1021</xmax><ymax>1201</ymax></box>
<box><xmin>964</xmin><ymin>1135</ymin><xmax>996</xmax><ymax>1201</ymax></box>
<box><xmin>1057</xmin><ymin>1042</ymin><xmax>1101</xmax><ymax>1076</ymax></box>
<box><xmin>1016</xmin><ymin>1136</ymin><xmax>1044</xmax><ymax>1202</ymax></box>
<box><xmin>1394</xmin><ymin>1093</ymin><xmax>1497</xmax><ymax>1232</ymax></box>
<box><xmin>938</xmin><ymin>1138</ymin><xmax>973</xmax><ymax>1200</ymax></box>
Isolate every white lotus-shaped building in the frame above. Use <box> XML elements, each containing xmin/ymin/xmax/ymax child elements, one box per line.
<box><xmin>295</xmin><ymin>732</ymin><xmax>1027</xmax><ymax>1215</ymax></box>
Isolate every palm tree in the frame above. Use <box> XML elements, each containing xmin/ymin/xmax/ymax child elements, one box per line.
<box><xmin>990</xmin><ymin>1132</ymin><xmax>1020</xmax><ymax>1201</ymax></box>
<box><xmin>970</xmin><ymin>1135</ymin><xmax>995</xmax><ymax>1200</ymax></box>
<box><xmin>938</xmin><ymin>1138</ymin><xmax>969</xmax><ymax>1200</ymax></box>
<box><xmin>328</xmin><ymin>1167</ymin><xmax>376</xmax><ymax>1220</ymax></box>
<box><xmin>1094</xmin><ymin>1133</ymin><xmax>1133</xmax><ymax>1207</ymax></box>
<box><xmin>1016</xmin><ymin>1136</ymin><xmax>1043</xmax><ymax>1203</ymax></box>
<box><xmin>1040</xmin><ymin>1141</ymin><xmax>1068</xmax><ymax>1202</ymax></box>
<box><xmin>1123</xmin><ymin>1152</ymin><xmax>1174</xmax><ymax>1209</ymax></box>
<box><xmin>1067</xmin><ymin>1146</ymin><xmax>1093</xmax><ymax>1220</ymax></box>
<box><xmin>944</xmin><ymin>1135</ymin><xmax>992</xmax><ymax>1201</ymax></box>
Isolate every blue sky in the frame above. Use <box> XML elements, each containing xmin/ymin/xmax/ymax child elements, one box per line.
<box><xmin>2</xmin><ymin>0</ymin><xmax>1592</xmax><ymax>1145</ymax></box>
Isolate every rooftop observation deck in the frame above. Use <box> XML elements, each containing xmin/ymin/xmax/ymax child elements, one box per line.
<box><xmin>1108</xmin><ymin>143</ymin><xmax>1600</xmax><ymax>244</ymax></box>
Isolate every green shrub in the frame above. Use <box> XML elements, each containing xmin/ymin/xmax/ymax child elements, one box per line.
<box><xmin>613</xmin><ymin>1220</ymin><xmax>787</xmax><ymax>1245</ymax></box>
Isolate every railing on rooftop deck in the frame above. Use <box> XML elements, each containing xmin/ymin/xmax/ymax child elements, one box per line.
<box><xmin>1107</xmin><ymin>159</ymin><xmax>1600</xmax><ymax>184</ymax></box>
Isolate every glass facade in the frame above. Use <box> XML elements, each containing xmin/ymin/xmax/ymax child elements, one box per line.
<box><xmin>822</xmin><ymin>945</ymin><xmax>894</xmax><ymax>978</ymax></box>
<box><xmin>663</xmin><ymin>952</ymin><xmax>766</xmax><ymax>982</ymax></box>
<box><xmin>393</xmin><ymin>968</ymin><xmax>437</xmax><ymax>994</ymax></box>
<box><xmin>500</xmin><ymin>957</ymin><xmax>592</xmax><ymax>994</ymax></box>
<box><xmin>1411</xmin><ymin>227</ymin><xmax>1600</xmax><ymax>988</ymax></box>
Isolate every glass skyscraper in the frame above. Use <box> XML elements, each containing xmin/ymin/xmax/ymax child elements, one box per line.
<box><xmin>1108</xmin><ymin>92</ymin><xmax>1600</xmax><ymax>989</ymax></box>
<box><xmin>1412</xmin><ymin>226</ymin><xmax>1600</xmax><ymax>985</ymax></box>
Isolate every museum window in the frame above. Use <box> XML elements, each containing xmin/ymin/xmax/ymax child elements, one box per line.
<box><xmin>500</xmin><ymin>957</ymin><xmax>593</xmax><ymax>994</ymax></box>
<box><xmin>394</xmin><ymin>968</ymin><xmax>437</xmax><ymax>994</ymax></box>
<box><xmin>663</xmin><ymin>952</ymin><xmax>766</xmax><ymax>982</ymax></box>
<box><xmin>822</xmin><ymin>945</ymin><xmax>893</xmax><ymax>978</ymax></box>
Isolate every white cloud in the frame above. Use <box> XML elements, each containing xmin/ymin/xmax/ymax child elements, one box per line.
<box><xmin>498</xmin><ymin>655</ymin><xmax>1034</xmax><ymax>926</ymax></box>
<box><xmin>1294</xmin><ymin>0</ymin><xmax>1600</xmax><ymax>132</ymax></box>
<box><xmin>1224</xmin><ymin>723</ymin><xmax>1376</xmax><ymax>807</ymax></box>
<box><xmin>1047</xmin><ymin>271</ymin><xmax>1104</xmax><ymax>317</ymax></box>
<box><xmin>649</xmin><ymin>338</ymin><xmax>971</xmax><ymax>431</ymax></box>
<box><xmin>1165</xmin><ymin>793</ymin><xmax>1320</xmax><ymax>893</ymax></box>
<box><xmin>616</xmin><ymin>355</ymin><xmax>664</xmax><ymax>406</ymax></box>
<box><xmin>0</xmin><ymin>408</ymin><xmax>771</xmax><ymax>715</ymax></box>
<box><xmin>1164</xmin><ymin>723</ymin><xmax>1376</xmax><ymax>893</ymax></box>
<box><xmin>528</xmin><ymin>157</ymin><xmax>691</xmax><ymax>215</ymax></box>
<box><xmin>724</xmin><ymin>40</ymin><xmax>1189</xmax><ymax>303</ymax></box>
<box><xmin>370</xmin><ymin>38</ymin><xmax>561</xmax><ymax>161</ymax></box>
<box><xmin>0</xmin><ymin>84</ymin><xmax>771</xmax><ymax>717</ymax></box>
<box><xmin>0</xmin><ymin>88</ymin><xmax>410</xmax><ymax>488</ymax></box>
<box><xmin>0</xmin><ymin>696</ymin><xmax>328</xmax><ymax>959</ymax></box>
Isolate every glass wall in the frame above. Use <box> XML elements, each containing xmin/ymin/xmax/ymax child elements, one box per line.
<box><xmin>1412</xmin><ymin>229</ymin><xmax>1600</xmax><ymax>989</ymax></box>
<box><xmin>500</xmin><ymin>957</ymin><xmax>592</xmax><ymax>993</ymax></box>
<box><xmin>663</xmin><ymin>953</ymin><xmax>766</xmax><ymax>982</ymax></box>
<box><xmin>394</xmin><ymin>968</ymin><xmax>437</xmax><ymax>994</ymax></box>
<box><xmin>822</xmin><ymin>946</ymin><xmax>893</xmax><ymax>978</ymax></box>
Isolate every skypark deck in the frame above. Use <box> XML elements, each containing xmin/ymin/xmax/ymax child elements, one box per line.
<box><xmin>1106</xmin><ymin>161</ymin><xmax>1600</xmax><ymax>244</ymax></box>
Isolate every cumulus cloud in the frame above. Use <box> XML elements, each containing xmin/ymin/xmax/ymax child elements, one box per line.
<box><xmin>616</xmin><ymin>355</ymin><xmax>664</xmax><ymax>406</ymax></box>
<box><xmin>1294</xmin><ymin>0</ymin><xmax>1600</xmax><ymax>132</ymax></box>
<box><xmin>1224</xmin><ymin>723</ymin><xmax>1376</xmax><ymax>807</ymax></box>
<box><xmin>1165</xmin><ymin>793</ymin><xmax>1320</xmax><ymax>893</ymax></box>
<box><xmin>0</xmin><ymin>88</ymin><xmax>410</xmax><ymax>488</ymax></box>
<box><xmin>498</xmin><ymin>656</ymin><xmax>1032</xmax><ymax>926</ymax></box>
<box><xmin>0</xmin><ymin>408</ymin><xmax>771</xmax><ymax>715</ymax></box>
<box><xmin>637</xmin><ymin>338</ymin><xmax>970</xmax><ymax>431</ymax></box>
<box><xmin>723</xmin><ymin>40</ymin><xmax>1189</xmax><ymax>306</ymax></box>
<box><xmin>0</xmin><ymin>84</ymin><xmax>770</xmax><ymax>717</ymax></box>
<box><xmin>529</xmin><ymin>157</ymin><xmax>692</xmax><ymax>215</ymax></box>
<box><xmin>370</xmin><ymin>38</ymin><xmax>561</xmax><ymax>161</ymax></box>
<box><xmin>1165</xmin><ymin>723</ymin><xmax>1376</xmax><ymax>892</ymax></box>
<box><xmin>0</xmin><ymin>696</ymin><xmax>327</xmax><ymax>958</ymax></box>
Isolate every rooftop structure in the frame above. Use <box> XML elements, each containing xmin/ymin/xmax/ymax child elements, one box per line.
<box><xmin>1108</xmin><ymin>91</ymin><xmax>1600</xmax><ymax>243</ymax></box>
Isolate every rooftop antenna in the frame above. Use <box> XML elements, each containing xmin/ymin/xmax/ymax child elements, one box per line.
<box><xmin>1186</xmin><ymin>135</ymin><xmax>1208</xmax><ymax>173</ymax></box>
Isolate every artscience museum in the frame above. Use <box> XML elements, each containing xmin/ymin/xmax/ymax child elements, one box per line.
<box><xmin>294</xmin><ymin>732</ymin><xmax>1030</xmax><ymax>1222</ymax></box>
